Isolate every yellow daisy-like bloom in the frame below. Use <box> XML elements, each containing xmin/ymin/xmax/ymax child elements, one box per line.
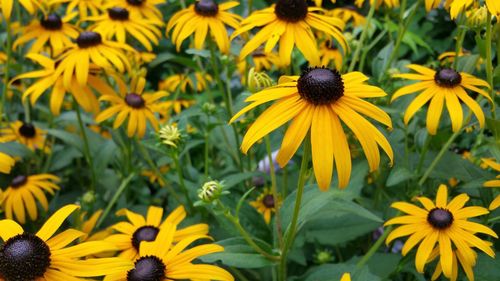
<box><xmin>13</xmin><ymin>12</ymin><xmax>79</xmax><ymax>56</ymax></box>
<box><xmin>157</xmin><ymin>94</ymin><xmax>196</xmax><ymax>115</ymax></box>
<box><xmin>424</xmin><ymin>0</ymin><xmax>442</xmax><ymax>12</ymax></box>
<box><xmin>0</xmin><ymin>0</ymin><xmax>37</xmax><ymax>20</ymax></box>
<box><xmin>485</xmin><ymin>0</ymin><xmax>500</xmax><ymax>19</ymax></box>
<box><xmin>159</xmin><ymin>72</ymin><xmax>213</xmax><ymax>93</ymax></box>
<box><xmin>385</xmin><ymin>184</ymin><xmax>498</xmax><ymax>278</ymax></box>
<box><xmin>0</xmin><ymin>152</ymin><xmax>15</xmax><ymax>174</ymax></box>
<box><xmin>105</xmin><ymin>205</ymin><xmax>209</xmax><ymax>261</ymax></box>
<box><xmin>230</xmin><ymin>67</ymin><xmax>393</xmax><ymax>190</ymax></box>
<box><xmin>232</xmin><ymin>0</ymin><xmax>347</xmax><ymax>66</ymax></box>
<box><xmin>438</xmin><ymin>50</ymin><xmax>483</xmax><ymax>70</ymax></box>
<box><xmin>63</xmin><ymin>0</ymin><xmax>105</xmax><ymax>18</ymax></box>
<box><xmin>107</xmin><ymin>0</ymin><xmax>164</xmax><ymax>21</ymax></box>
<box><xmin>0</xmin><ymin>120</ymin><xmax>47</xmax><ymax>151</ymax></box>
<box><xmin>167</xmin><ymin>0</ymin><xmax>241</xmax><ymax>54</ymax></box>
<box><xmin>446</xmin><ymin>0</ymin><xmax>474</xmax><ymax>20</ymax></box>
<box><xmin>1</xmin><ymin>173</ymin><xmax>60</xmax><ymax>224</ymax></box>
<box><xmin>104</xmin><ymin>224</ymin><xmax>233</xmax><ymax>281</ymax></box>
<box><xmin>340</xmin><ymin>273</ymin><xmax>351</xmax><ymax>281</ymax></box>
<box><xmin>392</xmin><ymin>65</ymin><xmax>491</xmax><ymax>135</ymax></box>
<box><xmin>355</xmin><ymin>0</ymin><xmax>399</xmax><ymax>8</ymax></box>
<box><xmin>0</xmin><ymin>204</ymin><xmax>132</xmax><ymax>280</ymax></box>
<box><xmin>330</xmin><ymin>6</ymin><xmax>366</xmax><ymax>27</ymax></box>
<box><xmin>55</xmin><ymin>31</ymin><xmax>133</xmax><ymax>89</ymax></box>
<box><xmin>481</xmin><ymin>158</ymin><xmax>500</xmax><ymax>210</ymax></box>
<box><xmin>141</xmin><ymin>165</ymin><xmax>169</xmax><ymax>187</ymax></box>
<box><xmin>320</xmin><ymin>40</ymin><xmax>343</xmax><ymax>70</ymax></box>
<box><xmin>250</xmin><ymin>188</ymin><xmax>281</xmax><ymax>224</ymax></box>
<box><xmin>14</xmin><ymin>53</ymin><xmax>114</xmax><ymax>115</ymax></box>
<box><xmin>237</xmin><ymin>51</ymin><xmax>283</xmax><ymax>75</ymax></box>
<box><xmin>95</xmin><ymin>76</ymin><xmax>167</xmax><ymax>138</ymax></box>
<box><xmin>87</xmin><ymin>6</ymin><xmax>162</xmax><ymax>51</ymax></box>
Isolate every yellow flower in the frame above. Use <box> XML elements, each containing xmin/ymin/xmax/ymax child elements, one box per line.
<box><xmin>13</xmin><ymin>12</ymin><xmax>79</xmax><ymax>56</ymax></box>
<box><xmin>426</xmin><ymin>246</ymin><xmax>476</xmax><ymax>281</ymax></box>
<box><xmin>79</xmin><ymin>209</ymin><xmax>112</xmax><ymax>242</ymax></box>
<box><xmin>0</xmin><ymin>152</ymin><xmax>15</xmax><ymax>174</ymax></box>
<box><xmin>481</xmin><ymin>158</ymin><xmax>500</xmax><ymax>210</ymax></box>
<box><xmin>158</xmin><ymin>124</ymin><xmax>182</xmax><ymax>148</ymax></box>
<box><xmin>107</xmin><ymin>0</ymin><xmax>164</xmax><ymax>21</ymax></box>
<box><xmin>87</xmin><ymin>6</ymin><xmax>163</xmax><ymax>51</ymax></box>
<box><xmin>156</xmin><ymin>93</ymin><xmax>196</xmax><ymax>115</ymax></box>
<box><xmin>104</xmin><ymin>223</ymin><xmax>233</xmax><ymax>281</ymax></box>
<box><xmin>159</xmin><ymin>72</ymin><xmax>213</xmax><ymax>93</ymax></box>
<box><xmin>167</xmin><ymin>0</ymin><xmax>241</xmax><ymax>54</ymax></box>
<box><xmin>485</xmin><ymin>0</ymin><xmax>500</xmax><ymax>19</ymax></box>
<box><xmin>385</xmin><ymin>184</ymin><xmax>497</xmax><ymax>278</ymax></box>
<box><xmin>355</xmin><ymin>0</ymin><xmax>400</xmax><ymax>8</ymax></box>
<box><xmin>105</xmin><ymin>205</ymin><xmax>209</xmax><ymax>261</ymax></box>
<box><xmin>0</xmin><ymin>121</ymin><xmax>48</xmax><ymax>151</ymax></box>
<box><xmin>446</xmin><ymin>0</ymin><xmax>474</xmax><ymax>20</ymax></box>
<box><xmin>392</xmin><ymin>64</ymin><xmax>491</xmax><ymax>135</ymax></box>
<box><xmin>330</xmin><ymin>6</ymin><xmax>366</xmax><ymax>27</ymax></box>
<box><xmin>64</xmin><ymin>0</ymin><xmax>105</xmax><ymax>18</ymax></box>
<box><xmin>320</xmin><ymin>40</ymin><xmax>344</xmax><ymax>70</ymax></box>
<box><xmin>230</xmin><ymin>67</ymin><xmax>393</xmax><ymax>190</ymax></box>
<box><xmin>238</xmin><ymin>51</ymin><xmax>283</xmax><ymax>74</ymax></box>
<box><xmin>424</xmin><ymin>0</ymin><xmax>442</xmax><ymax>12</ymax></box>
<box><xmin>95</xmin><ymin>76</ymin><xmax>167</xmax><ymax>138</ymax></box>
<box><xmin>438</xmin><ymin>49</ymin><xmax>483</xmax><ymax>69</ymax></box>
<box><xmin>250</xmin><ymin>188</ymin><xmax>281</xmax><ymax>224</ymax></box>
<box><xmin>0</xmin><ymin>204</ymin><xmax>132</xmax><ymax>280</ymax></box>
<box><xmin>232</xmin><ymin>0</ymin><xmax>347</xmax><ymax>66</ymax></box>
<box><xmin>0</xmin><ymin>0</ymin><xmax>37</xmax><ymax>20</ymax></box>
<box><xmin>141</xmin><ymin>165</ymin><xmax>170</xmax><ymax>187</ymax></box>
<box><xmin>340</xmin><ymin>273</ymin><xmax>351</xmax><ymax>281</ymax></box>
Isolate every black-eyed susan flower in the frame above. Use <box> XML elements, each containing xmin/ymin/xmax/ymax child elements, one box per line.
<box><xmin>158</xmin><ymin>72</ymin><xmax>212</xmax><ymax>93</ymax></box>
<box><xmin>64</xmin><ymin>0</ymin><xmax>105</xmax><ymax>18</ymax></box>
<box><xmin>95</xmin><ymin>75</ymin><xmax>166</xmax><ymax>138</ymax></box>
<box><xmin>167</xmin><ymin>0</ymin><xmax>241</xmax><ymax>54</ymax></box>
<box><xmin>104</xmin><ymin>224</ymin><xmax>233</xmax><ymax>281</ymax></box>
<box><xmin>330</xmin><ymin>6</ymin><xmax>366</xmax><ymax>27</ymax></box>
<box><xmin>0</xmin><ymin>152</ymin><xmax>15</xmax><ymax>174</ymax></box>
<box><xmin>107</xmin><ymin>0</ymin><xmax>164</xmax><ymax>20</ymax></box>
<box><xmin>250</xmin><ymin>188</ymin><xmax>281</xmax><ymax>224</ymax></box>
<box><xmin>13</xmin><ymin>13</ymin><xmax>79</xmax><ymax>56</ymax></box>
<box><xmin>237</xmin><ymin>51</ymin><xmax>283</xmax><ymax>75</ymax></box>
<box><xmin>55</xmin><ymin>31</ymin><xmax>133</xmax><ymax>88</ymax></box>
<box><xmin>0</xmin><ymin>204</ymin><xmax>133</xmax><ymax>280</ymax></box>
<box><xmin>14</xmin><ymin>53</ymin><xmax>114</xmax><ymax>115</ymax></box>
<box><xmin>447</xmin><ymin>0</ymin><xmax>474</xmax><ymax>19</ymax></box>
<box><xmin>105</xmin><ymin>205</ymin><xmax>209</xmax><ymax>260</ymax></box>
<box><xmin>0</xmin><ymin>0</ymin><xmax>37</xmax><ymax>20</ymax></box>
<box><xmin>87</xmin><ymin>6</ymin><xmax>162</xmax><ymax>51</ymax></box>
<box><xmin>157</xmin><ymin>94</ymin><xmax>195</xmax><ymax>116</ymax></box>
<box><xmin>0</xmin><ymin>121</ymin><xmax>47</xmax><ymax>151</ymax></box>
<box><xmin>481</xmin><ymin>158</ymin><xmax>500</xmax><ymax>210</ymax></box>
<box><xmin>1</xmin><ymin>173</ymin><xmax>60</xmax><ymax>224</ymax></box>
<box><xmin>392</xmin><ymin>65</ymin><xmax>491</xmax><ymax>135</ymax></box>
<box><xmin>485</xmin><ymin>0</ymin><xmax>500</xmax><ymax>19</ymax></box>
<box><xmin>232</xmin><ymin>0</ymin><xmax>347</xmax><ymax>66</ymax></box>
<box><xmin>385</xmin><ymin>184</ymin><xmax>498</xmax><ymax>278</ymax></box>
<box><xmin>230</xmin><ymin>67</ymin><xmax>393</xmax><ymax>190</ymax></box>
<box><xmin>320</xmin><ymin>40</ymin><xmax>343</xmax><ymax>70</ymax></box>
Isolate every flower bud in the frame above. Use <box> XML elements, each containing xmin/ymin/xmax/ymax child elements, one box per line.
<box><xmin>158</xmin><ymin>124</ymin><xmax>181</xmax><ymax>148</ymax></box>
<box><xmin>247</xmin><ymin>67</ymin><xmax>274</xmax><ymax>93</ymax></box>
<box><xmin>198</xmin><ymin>180</ymin><xmax>225</xmax><ymax>203</ymax></box>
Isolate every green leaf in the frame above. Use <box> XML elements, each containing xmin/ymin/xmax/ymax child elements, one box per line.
<box><xmin>222</xmin><ymin>171</ymin><xmax>263</xmax><ymax>190</ymax></box>
<box><xmin>386</xmin><ymin>166</ymin><xmax>414</xmax><ymax>186</ymax></box>
<box><xmin>473</xmin><ymin>253</ymin><xmax>500</xmax><ymax>281</ymax></box>
<box><xmin>46</xmin><ymin>129</ymin><xmax>83</xmax><ymax>151</ymax></box>
<box><xmin>350</xmin><ymin>253</ymin><xmax>401</xmax><ymax>279</ymax></box>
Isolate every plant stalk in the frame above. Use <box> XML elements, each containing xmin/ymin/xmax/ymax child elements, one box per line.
<box><xmin>348</xmin><ymin>0</ymin><xmax>377</xmax><ymax>72</ymax></box>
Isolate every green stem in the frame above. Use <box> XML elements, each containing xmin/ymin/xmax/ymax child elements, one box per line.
<box><xmin>204</xmin><ymin>131</ymin><xmax>210</xmax><ymax>179</ymax></box>
<box><xmin>265</xmin><ymin>136</ymin><xmax>283</xmax><ymax>248</ymax></box>
<box><xmin>0</xmin><ymin>20</ymin><xmax>13</xmax><ymax>125</ymax></box>
<box><xmin>484</xmin><ymin>12</ymin><xmax>496</xmax><ymax>119</ymax></box>
<box><xmin>174</xmin><ymin>152</ymin><xmax>193</xmax><ymax>209</ymax></box>
<box><xmin>359</xmin><ymin>30</ymin><xmax>388</xmax><ymax>72</ymax></box>
<box><xmin>74</xmin><ymin>100</ymin><xmax>96</xmax><ymax>192</ymax></box>
<box><xmin>416</xmin><ymin>134</ymin><xmax>432</xmax><ymax>174</ymax></box>
<box><xmin>279</xmin><ymin>139</ymin><xmax>311</xmax><ymax>281</ymax></box>
<box><xmin>96</xmin><ymin>173</ymin><xmax>135</xmax><ymax>229</ymax></box>
<box><xmin>356</xmin><ymin>226</ymin><xmax>393</xmax><ymax>268</ymax></box>
<box><xmin>453</xmin><ymin>14</ymin><xmax>467</xmax><ymax>69</ymax></box>
<box><xmin>348</xmin><ymin>0</ymin><xmax>377</xmax><ymax>72</ymax></box>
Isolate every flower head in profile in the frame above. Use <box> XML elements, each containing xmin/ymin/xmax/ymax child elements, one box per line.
<box><xmin>0</xmin><ymin>205</ymin><xmax>132</xmax><ymax>280</ymax></box>
<box><xmin>105</xmin><ymin>206</ymin><xmax>209</xmax><ymax>260</ymax></box>
<box><xmin>238</xmin><ymin>51</ymin><xmax>283</xmax><ymax>75</ymax></box>
<box><xmin>330</xmin><ymin>6</ymin><xmax>366</xmax><ymax>27</ymax></box>
<box><xmin>104</xmin><ymin>224</ymin><xmax>233</xmax><ymax>281</ymax></box>
<box><xmin>0</xmin><ymin>152</ymin><xmax>15</xmax><ymax>174</ymax></box>
<box><xmin>481</xmin><ymin>158</ymin><xmax>500</xmax><ymax>210</ymax></box>
<box><xmin>159</xmin><ymin>72</ymin><xmax>213</xmax><ymax>93</ymax></box>
<box><xmin>231</xmin><ymin>0</ymin><xmax>347</xmax><ymax>66</ymax></box>
<box><xmin>231</xmin><ymin>67</ymin><xmax>393</xmax><ymax>190</ymax></box>
<box><xmin>167</xmin><ymin>0</ymin><xmax>241</xmax><ymax>54</ymax></box>
<box><xmin>0</xmin><ymin>121</ymin><xmax>48</xmax><ymax>151</ymax></box>
<box><xmin>107</xmin><ymin>0</ymin><xmax>165</xmax><ymax>21</ymax></box>
<box><xmin>392</xmin><ymin>65</ymin><xmax>491</xmax><ymax>135</ymax></box>
<box><xmin>385</xmin><ymin>184</ymin><xmax>497</xmax><ymax>278</ymax></box>
<box><xmin>250</xmin><ymin>188</ymin><xmax>281</xmax><ymax>224</ymax></box>
<box><xmin>320</xmin><ymin>40</ymin><xmax>343</xmax><ymax>70</ymax></box>
<box><xmin>95</xmin><ymin>75</ymin><xmax>167</xmax><ymax>138</ymax></box>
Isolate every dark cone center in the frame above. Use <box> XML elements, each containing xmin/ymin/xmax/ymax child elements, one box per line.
<box><xmin>263</xmin><ymin>194</ymin><xmax>275</xmax><ymax>208</ymax></box>
<box><xmin>108</xmin><ymin>7</ymin><xmax>130</xmax><ymax>21</ymax></box>
<box><xmin>40</xmin><ymin>13</ymin><xmax>63</xmax><ymax>30</ymax></box>
<box><xmin>76</xmin><ymin>31</ymin><xmax>102</xmax><ymax>48</ymax></box>
<box><xmin>18</xmin><ymin>123</ymin><xmax>36</xmax><ymax>138</ymax></box>
<box><xmin>427</xmin><ymin>208</ymin><xmax>454</xmax><ymax>229</ymax></box>
<box><xmin>297</xmin><ymin>67</ymin><xmax>344</xmax><ymax>105</ymax></box>
<box><xmin>125</xmin><ymin>93</ymin><xmax>146</xmax><ymax>109</ymax></box>
<box><xmin>434</xmin><ymin>68</ymin><xmax>461</xmax><ymax>88</ymax></box>
<box><xmin>0</xmin><ymin>233</ymin><xmax>51</xmax><ymax>281</ymax></box>
<box><xmin>11</xmin><ymin>175</ymin><xmax>28</xmax><ymax>188</ymax></box>
<box><xmin>127</xmin><ymin>256</ymin><xmax>166</xmax><ymax>281</ymax></box>
<box><xmin>274</xmin><ymin>0</ymin><xmax>308</xmax><ymax>23</ymax></box>
<box><xmin>132</xmin><ymin>226</ymin><xmax>159</xmax><ymax>250</ymax></box>
<box><xmin>194</xmin><ymin>0</ymin><xmax>219</xmax><ymax>17</ymax></box>
<box><xmin>127</xmin><ymin>0</ymin><xmax>145</xmax><ymax>6</ymax></box>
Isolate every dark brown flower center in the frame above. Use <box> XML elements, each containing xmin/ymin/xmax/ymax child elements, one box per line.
<box><xmin>127</xmin><ymin>0</ymin><xmax>144</xmax><ymax>6</ymax></box>
<box><xmin>108</xmin><ymin>7</ymin><xmax>130</xmax><ymax>20</ymax></box>
<box><xmin>10</xmin><ymin>175</ymin><xmax>28</xmax><ymax>188</ymax></box>
<box><xmin>18</xmin><ymin>123</ymin><xmax>36</xmax><ymax>138</ymax></box>
<box><xmin>297</xmin><ymin>67</ymin><xmax>344</xmax><ymax>105</ymax></box>
<box><xmin>263</xmin><ymin>194</ymin><xmax>275</xmax><ymax>208</ymax></box>
<box><xmin>434</xmin><ymin>68</ymin><xmax>462</xmax><ymax>88</ymax></box>
<box><xmin>40</xmin><ymin>13</ymin><xmax>62</xmax><ymax>30</ymax></box>
<box><xmin>76</xmin><ymin>31</ymin><xmax>102</xmax><ymax>48</ymax></box>
<box><xmin>132</xmin><ymin>226</ymin><xmax>159</xmax><ymax>250</ymax></box>
<box><xmin>0</xmin><ymin>233</ymin><xmax>51</xmax><ymax>281</ymax></box>
<box><xmin>427</xmin><ymin>208</ymin><xmax>454</xmax><ymax>229</ymax></box>
<box><xmin>127</xmin><ymin>256</ymin><xmax>166</xmax><ymax>281</ymax></box>
<box><xmin>274</xmin><ymin>0</ymin><xmax>308</xmax><ymax>23</ymax></box>
<box><xmin>125</xmin><ymin>93</ymin><xmax>146</xmax><ymax>109</ymax></box>
<box><xmin>194</xmin><ymin>0</ymin><xmax>219</xmax><ymax>17</ymax></box>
